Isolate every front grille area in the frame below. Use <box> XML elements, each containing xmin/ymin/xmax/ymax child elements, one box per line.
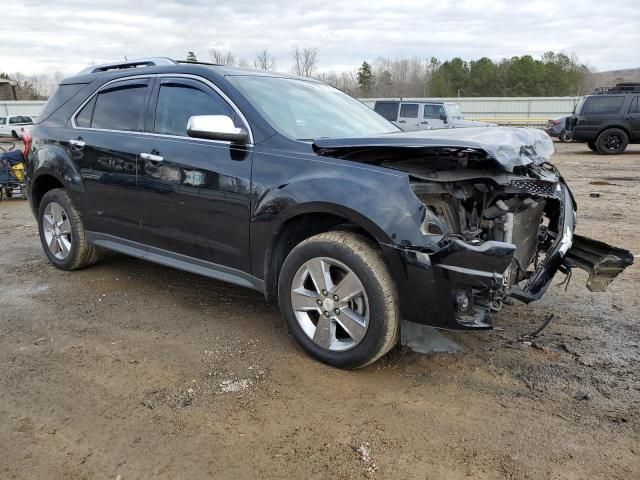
<box><xmin>511</xmin><ymin>202</ymin><xmax>546</xmax><ymax>280</ymax></box>
<box><xmin>509</xmin><ymin>179</ymin><xmax>556</xmax><ymax>197</ymax></box>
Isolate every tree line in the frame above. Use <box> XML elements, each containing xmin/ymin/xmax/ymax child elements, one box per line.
<box><xmin>188</xmin><ymin>49</ymin><xmax>594</xmax><ymax>97</ymax></box>
<box><xmin>1</xmin><ymin>49</ymin><xmax>597</xmax><ymax>101</ymax></box>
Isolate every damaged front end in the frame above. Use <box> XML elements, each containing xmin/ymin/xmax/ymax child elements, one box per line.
<box><xmin>315</xmin><ymin>127</ymin><xmax>634</xmax><ymax>329</ymax></box>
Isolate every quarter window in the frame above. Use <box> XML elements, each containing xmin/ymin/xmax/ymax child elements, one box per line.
<box><xmin>80</xmin><ymin>83</ymin><xmax>148</xmax><ymax>131</ymax></box>
<box><xmin>399</xmin><ymin>103</ymin><xmax>419</xmax><ymax>118</ymax></box>
<box><xmin>373</xmin><ymin>102</ymin><xmax>399</xmax><ymax>121</ymax></box>
<box><xmin>628</xmin><ymin>96</ymin><xmax>640</xmax><ymax>114</ymax></box>
<box><xmin>584</xmin><ymin>96</ymin><xmax>624</xmax><ymax>114</ymax></box>
<box><xmin>154</xmin><ymin>83</ymin><xmax>234</xmax><ymax>137</ymax></box>
<box><xmin>0</xmin><ymin>117</ymin><xmax>6</xmax><ymax>125</ymax></box>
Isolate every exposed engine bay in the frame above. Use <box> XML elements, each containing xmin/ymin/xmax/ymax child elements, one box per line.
<box><xmin>406</xmin><ymin>158</ymin><xmax>561</xmax><ymax>290</ymax></box>
<box><xmin>314</xmin><ymin>128</ymin><xmax>634</xmax><ymax>329</ymax></box>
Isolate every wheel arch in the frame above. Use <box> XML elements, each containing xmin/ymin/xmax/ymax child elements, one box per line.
<box><xmin>262</xmin><ymin>204</ymin><xmax>391</xmax><ymax>305</ymax></box>
<box><xmin>30</xmin><ymin>173</ymin><xmax>65</xmax><ymax>213</ymax></box>
<box><xmin>596</xmin><ymin>124</ymin><xmax>631</xmax><ymax>140</ymax></box>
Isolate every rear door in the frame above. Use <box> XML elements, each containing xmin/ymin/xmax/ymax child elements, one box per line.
<box><xmin>69</xmin><ymin>77</ymin><xmax>152</xmax><ymax>242</ymax></box>
<box><xmin>397</xmin><ymin>103</ymin><xmax>420</xmax><ymax>130</ymax></box>
<box><xmin>625</xmin><ymin>96</ymin><xmax>640</xmax><ymax>140</ymax></box>
<box><xmin>135</xmin><ymin>76</ymin><xmax>253</xmax><ymax>273</ymax></box>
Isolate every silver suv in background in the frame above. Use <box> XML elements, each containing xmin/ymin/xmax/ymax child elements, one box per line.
<box><xmin>373</xmin><ymin>100</ymin><xmax>496</xmax><ymax>130</ymax></box>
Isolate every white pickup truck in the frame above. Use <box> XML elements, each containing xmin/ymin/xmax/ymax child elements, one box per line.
<box><xmin>0</xmin><ymin>115</ymin><xmax>34</xmax><ymax>138</ymax></box>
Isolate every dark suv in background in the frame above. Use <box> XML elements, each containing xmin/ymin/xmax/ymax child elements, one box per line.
<box><xmin>24</xmin><ymin>58</ymin><xmax>633</xmax><ymax>369</ymax></box>
<box><xmin>566</xmin><ymin>83</ymin><xmax>640</xmax><ymax>154</ymax></box>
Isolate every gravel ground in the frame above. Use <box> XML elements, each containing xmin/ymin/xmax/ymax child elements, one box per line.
<box><xmin>1</xmin><ymin>142</ymin><xmax>639</xmax><ymax>479</ymax></box>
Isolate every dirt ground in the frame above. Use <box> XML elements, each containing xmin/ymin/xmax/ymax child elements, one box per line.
<box><xmin>1</xmin><ymin>142</ymin><xmax>639</xmax><ymax>479</ymax></box>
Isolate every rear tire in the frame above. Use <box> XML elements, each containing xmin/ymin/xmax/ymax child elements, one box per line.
<box><xmin>278</xmin><ymin>231</ymin><xmax>399</xmax><ymax>369</ymax></box>
<box><xmin>596</xmin><ymin>128</ymin><xmax>628</xmax><ymax>155</ymax></box>
<box><xmin>37</xmin><ymin>188</ymin><xmax>99</xmax><ymax>270</ymax></box>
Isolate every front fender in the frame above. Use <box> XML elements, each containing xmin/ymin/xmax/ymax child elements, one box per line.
<box><xmin>252</xmin><ymin>160</ymin><xmax>431</xmax><ymax>247</ymax></box>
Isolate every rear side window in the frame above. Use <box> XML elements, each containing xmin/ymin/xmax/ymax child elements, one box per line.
<box><xmin>373</xmin><ymin>102</ymin><xmax>399</xmax><ymax>121</ymax></box>
<box><xmin>79</xmin><ymin>82</ymin><xmax>148</xmax><ymax>131</ymax></box>
<box><xmin>37</xmin><ymin>83</ymin><xmax>88</xmax><ymax>124</ymax></box>
<box><xmin>584</xmin><ymin>96</ymin><xmax>624</xmax><ymax>114</ymax></box>
<box><xmin>0</xmin><ymin>117</ymin><xmax>6</xmax><ymax>125</ymax></box>
<box><xmin>628</xmin><ymin>96</ymin><xmax>640</xmax><ymax>114</ymax></box>
<box><xmin>154</xmin><ymin>82</ymin><xmax>234</xmax><ymax>137</ymax></box>
<box><xmin>399</xmin><ymin>103</ymin><xmax>419</xmax><ymax>118</ymax></box>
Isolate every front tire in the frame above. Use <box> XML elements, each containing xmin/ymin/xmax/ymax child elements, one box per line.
<box><xmin>37</xmin><ymin>188</ymin><xmax>99</xmax><ymax>270</ymax></box>
<box><xmin>559</xmin><ymin>130</ymin><xmax>571</xmax><ymax>142</ymax></box>
<box><xmin>278</xmin><ymin>231</ymin><xmax>399</xmax><ymax>369</ymax></box>
<box><xmin>596</xmin><ymin>128</ymin><xmax>628</xmax><ymax>155</ymax></box>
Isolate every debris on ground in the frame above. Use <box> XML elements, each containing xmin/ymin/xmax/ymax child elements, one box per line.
<box><xmin>219</xmin><ymin>379</ymin><xmax>252</xmax><ymax>393</ymax></box>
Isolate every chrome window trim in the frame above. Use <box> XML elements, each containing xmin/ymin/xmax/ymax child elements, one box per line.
<box><xmin>71</xmin><ymin>73</ymin><xmax>254</xmax><ymax>146</ymax></box>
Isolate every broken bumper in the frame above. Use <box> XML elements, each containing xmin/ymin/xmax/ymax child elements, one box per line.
<box><xmin>383</xmin><ymin>184</ymin><xmax>633</xmax><ymax>329</ymax></box>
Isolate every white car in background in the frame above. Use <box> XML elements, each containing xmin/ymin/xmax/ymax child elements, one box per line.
<box><xmin>0</xmin><ymin>115</ymin><xmax>34</xmax><ymax>138</ymax></box>
<box><xmin>373</xmin><ymin>100</ymin><xmax>496</xmax><ymax>130</ymax></box>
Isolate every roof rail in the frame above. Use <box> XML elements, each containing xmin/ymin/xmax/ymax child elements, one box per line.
<box><xmin>77</xmin><ymin>57</ymin><xmax>177</xmax><ymax>75</ymax></box>
<box><xmin>593</xmin><ymin>82</ymin><xmax>640</xmax><ymax>94</ymax></box>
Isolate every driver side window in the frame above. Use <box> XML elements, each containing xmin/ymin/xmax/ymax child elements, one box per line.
<box><xmin>423</xmin><ymin>104</ymin><xmax>445</xmax><ymax>119</ymax></box>
<box><xmin>154</xmin><ymin>82</ymin><xmax>235</xmax><ymax>137</ymax></box>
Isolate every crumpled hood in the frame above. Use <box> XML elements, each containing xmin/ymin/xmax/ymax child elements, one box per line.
<box><xmin>313</xmin><ymin>126</ymin><xmax>555</xmax><ymax>173</ymax></box>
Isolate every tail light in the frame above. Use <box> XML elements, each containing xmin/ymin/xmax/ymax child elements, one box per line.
<box><xmin>22</xmin><ymin>130</ymin><xmax>32</xmax><ymax>162</ymax></box>
<box><xmin>547</xmin><ymin>119</ymin><xmax>560</xmax><ymax>126</ymax></box>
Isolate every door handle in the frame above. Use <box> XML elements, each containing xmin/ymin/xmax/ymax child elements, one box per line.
<box><xmin>140</xmin><ymin>152</ymin><xmax>164</xmax><ymax>163</ymax></box>
<box><xmin>69</xmin><ymin>138</ymin><xmax>85</xmax><ymax>148</ymax></box>
<box><xmin>398</xmin><ymin>120</ymin><xmax>406</xmax><ymax>124</ymax></box>
<box><xmin>420</xmin><ymin>121</ymin><xmax>429</xmax><ymax>124</ymax></box>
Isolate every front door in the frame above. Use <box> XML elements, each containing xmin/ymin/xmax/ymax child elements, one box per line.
<box><xmin>67</xmin><ymin>77</ymin><xmax>152</xmax><ymax>242</ymax></box>
<box><xmin>397</xmin><ymin>103</ymin><xmax>420</xmax><ymax>130</ymax></box>
<box><xmin>421</xmin><ymin>103</ymin><xmax>447</xmax><ymax>129</ymax></box>
<box><xmin>136</xmin><ymin>76</ymin><xmax>253</xmax><ymax>273</ymax></box>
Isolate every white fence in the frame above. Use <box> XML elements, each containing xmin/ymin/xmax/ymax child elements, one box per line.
<box><xmin>0</xmin><ymin>101</ymin><xmax>47</xmax><ymax>119</ymax></box>
<box><xmin>1</xmin><ymin>97</ymin><xmax>582</xmax><ymax>127</ymax></box>
<box><xmin>359</xmin><ymin>97</ymin><xmax>581</xmax><ymax>126</ymax></box>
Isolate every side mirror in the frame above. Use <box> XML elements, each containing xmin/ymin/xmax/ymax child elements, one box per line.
<box><xmin>439</xmin><ymin>113</ymin><xmax>448</xmax><ymax>123</ymax></box>
<box><xmin>187</xmin><ymin>115</ymin><xmax>249</xmax><ymax>144</ymax></box>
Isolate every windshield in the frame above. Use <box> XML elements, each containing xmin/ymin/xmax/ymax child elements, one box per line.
<box><xmin>228</xmin><ymin>76</ymin><xmax>399</xmax><ymax>140</ymax></box>
<box><xmin>445</xmin><ymin>103</ymin><xmax>464</xmax><ymax>119</ymax></box>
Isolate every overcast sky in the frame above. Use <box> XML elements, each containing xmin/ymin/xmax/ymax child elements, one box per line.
<box><xmin>2</xmin><ymin>0</ymin><xmax>639</xmax><ymax>76</ymax></box>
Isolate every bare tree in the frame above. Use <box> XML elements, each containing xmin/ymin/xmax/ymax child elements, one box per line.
<box><xmin>208</xmin><ymin>48</ymin><xmax>235</xmax><ymax>66</ymax></box>
<box><xmin>254</xmin><ymin>49</ymin><xmax>276</xmax><ymax>70</ymax></box>
<box><xmin>291</xmin><ymin>46</ymin><xmax>318</xmax><ymax>77</ymax></box>
<box><xmin>237</xmin><ymin>57</ymin><xmax>251</xmax><ymax>68</ymax></box>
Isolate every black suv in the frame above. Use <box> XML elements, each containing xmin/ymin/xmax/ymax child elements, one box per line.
<box><xmin>566</xmin><ymin>83</ymin><xmax>640</xmax><ymax>154</ymax></box>
<box><xmin>24</xmin><ymin>58</ymin><xmax>633</xmax><ymax>368</ymax></box>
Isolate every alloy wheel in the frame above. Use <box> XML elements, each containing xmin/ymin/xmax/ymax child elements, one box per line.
<box><xmin>604</xmin><ymin>134</ymin><xmax>622</xmax><ymax>150</ymax></box>
<box><xmin>290</xmin><ymin>256</ymin><xmax>369</xmax><ymax>351</ymax></box>
<box><xmin>42</xmin><ymin>202</ymin><xmax>73</xmax><ymax>260</ymax></box>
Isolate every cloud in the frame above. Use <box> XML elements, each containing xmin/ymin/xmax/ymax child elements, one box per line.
<box><xmin>1</xmin><ymin>0</ymin><xmax>638</xmax><ymax>75</ymax></box>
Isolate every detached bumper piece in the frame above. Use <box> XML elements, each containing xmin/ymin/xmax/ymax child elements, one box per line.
<box><xmin>561</xmin><ymin>234</ymin><xmax>634</xmax><ymax>292</ymax></box>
